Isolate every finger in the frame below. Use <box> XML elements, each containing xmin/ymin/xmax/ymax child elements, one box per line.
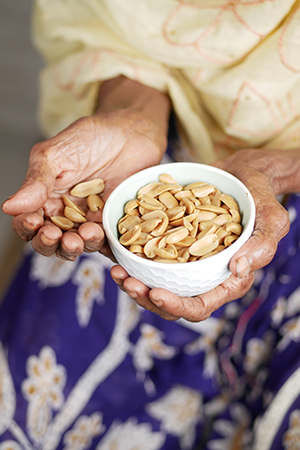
<box><xmin>2</xmin><ymin>149</ymin><xmax>57</xmax><ymax>216</ymax></box>
<box><xmin>148</xmin><ymin>273</ymin><xmax>255</xmax><ymax>322</ymax></box>
<box><xmin>56</xmin><ymin>230</ymin><xmax>85</xmax><ymax>261</ymax></box>
<box><xmin>110</xmin><ymin>266</ymin><xmax>178</xmax><ymax>319</ymax></box>
<box><xmin>77</xmin><ymin>222</ymin><xmax>106</xmax><ymax>253</ymax></box>
<box><xmin>12</xmin><ymin>209</ymin><xmax>45</xmax><ymax>241</ymax></box>
<box><xmin>123</xmin><ymin>277</ymin><xmax>179</xmax><ymax>320</ymax></box>
<box><xmin>230</xmin><ymin>191</ymin><xmax>290</xmax><ymax>279</ymax></box>
<box><xmin>110</xmin><ymin>265</ymin><xmax>129</xmax><ymax>286</ymax></box>
<box><xmin>212</xmin><ymin>162</ymin><xmax>291</xmax><ymax>279</ymax></box>
<box><xmin>31</xmin><ymin>221</ymin><xmax>63</xmax><ymax>256</ymax></box>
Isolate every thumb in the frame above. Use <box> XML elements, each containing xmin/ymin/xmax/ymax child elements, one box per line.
<box><xmin>230</xmin><ymin>197</ymin><xmax>290</xmax><ymax>278</ymax></box>
<box><xmin>2</xmin><ymin>163</ymin><xmax>57</xmax><ymax>216</ymax></box>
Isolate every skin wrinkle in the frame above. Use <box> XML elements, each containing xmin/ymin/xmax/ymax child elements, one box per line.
<box><xmin>49</xmin><ymin>118</ymin><xmax>106</xmax><ymax>184</ymax></box>
<box><xmin>12</xmin><ymin>214</ymin><xmax>43</xmax><ymax>242</ymax></box>
<box><xmin>183</xmin><ymin>295</ymin><xmax>208</xmax><ymax>322</ymax></box>
<box><xmin>1</xmin><ymin>77</ymin><xmax>171</xmax><ymax>264</ymax></box>
<box><xmin>272</xmin><ymin>155</ymin><xmax>300</xmax><ymax>195</ymax></box>
<box><xmin>91</xmin><ymin>114</ymin><xmax>163</xmax><ymax>182</ymax></box>
<box><xmin>6</xmin><ymin>72</ymin><xmax>300</xmax><ymax>323</ymax></box>
<box><xmin>215</xmin><ymin>152</ymin><xmax>291</xmax><ymax>283</ymax></box>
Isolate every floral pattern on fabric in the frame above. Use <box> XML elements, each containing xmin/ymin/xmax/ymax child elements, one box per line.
<box><xmin>146</xmin><ymin>385</ymin><xmax>203</xmax><ymax>449</ymax></box>
<box><xmin>283</xmin><ymin>410</ymin><xmax>300</xmax><ymax>449</ymax></box>
<box><xmin>133</xmin><ymin>324</ymin><xmax>177</xmax><ymax>372</ymax></box>
<box><xmin>22</xmin><ymin>346</ymin><xmax>66</xmax><ymax>444</ymax></box>
<box><xmin>207</xmin><ymin>404</ymin><xmax>252</xmax><ymax>450</ymax></box>
<box><xmin>1</xmin><ymin>195</ymin><xmax>300</xmax><ymax>449</ymax></box>
<box><xmin>96</xmin><ymin>418</ymin><xmax>165</xmax><ymax>450</ymax></box>
<box><xmin>0</xmin><ymin>442</ymin><xmax>22</xmax><ymax>450</ymax></box>
<box><xmin>72</xmin><ymin>257</ymin><xmax>106</xmax><ymax>327</ymax></box>
<box><xmin>63</xmin><ymin>413</ymin><xmax>105</xmax><ymax>450</ymax></box>
<box><xmin>184</xmin><ymin>317</ymin><xmax>225</xmax><ymax>378</ymax></box>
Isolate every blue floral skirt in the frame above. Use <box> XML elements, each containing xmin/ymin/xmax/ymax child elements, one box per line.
<box><xmin>1</xmin><ymin>193</ymin><xmax>300</xmax><ymax>450</ymax></box>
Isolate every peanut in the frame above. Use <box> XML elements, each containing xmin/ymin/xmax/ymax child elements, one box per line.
<box><xmin>48</xmin><ymin>178</ymin><xmax>106</xmax><ymax>232</ymax></box>
<box><xmin>117</xmin><ymin>174</ymin><xmax>243</xmax><ymax>263</ymax></box>
<box><xmin>70</xmin><ymin>178</ymin><xmax>105</xmax><ymax>198</ymax></box>
<box><xmin>63</xmin><ymin>196</ymin><xmax>86</xmax><ymax>216</ymax></box>
<box><xmin>64</xmin><ymin>206</ymin><xmax>87</xmax><ymax>223</ymax></box>
<box><xmin>50</xmin><ymin>216</ymin><xmax>74</xmax><ymax>231</ymax></box>
<box><xmin>87</xmin><ymin>194</ymin><xmax>105</xmax><ymax>212</ymax></box>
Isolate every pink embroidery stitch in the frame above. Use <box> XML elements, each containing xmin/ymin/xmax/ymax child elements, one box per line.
<box><xmin>276</xmin><ymin>100</ymin><xmax>290</xmax><ymax>125</ymax></box>
<box><xmin>53</xmin><ymin>49</ymin><xmax>141</xmax><ymax>100</ymax></box>
<box><xmin>278</xmin><ymin>5</ymin><xmax>300</xmax><ymax>73</ymax></box>
<box><xmin>287</xmin><ymin>91</ymin><xmax>298</xmax><ymax>119</ymax></box>
<box><xmin>53</xmin><ymin>53</ymin><xmax>91</xmax><ymax>100</ymax></box>
<box><xmin>162</xmin><ymin>0</ymin><xmax>280</xmax><ymax>64</ymax></box>
<box><xmin>226</xmin><ymin>82</ymin><xmax>281</xmax><ymax>138</ymax></box>
<box><xmin>220</xmin><ymin>297</ymin><xmax>264</xmax><ymax>387</ymax></box>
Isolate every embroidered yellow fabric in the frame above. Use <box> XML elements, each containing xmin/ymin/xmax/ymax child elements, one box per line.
<box><xmin>32</xmin><ymin>0</ymin><xmax>300</xmax><ymax>163</ymax></box>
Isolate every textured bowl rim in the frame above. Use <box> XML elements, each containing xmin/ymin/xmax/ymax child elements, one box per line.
<box><xmin>103</xmin><ymin>162</ymin><xmax>256</xmax><ymax>270</ymax></box>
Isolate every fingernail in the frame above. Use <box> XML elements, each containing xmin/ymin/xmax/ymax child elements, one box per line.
<box><xmin>236</xmin><ymin>256</ymin><xmax>250</xmax><ymax>278</ymax></box>
<box><xmin>126</xmin><ymin>290</ymin><xmax>137</xmax><ymax>299</ymax></box>
<box><xmin>151</xmin><ymin>297</ymin><xmax>164</xmax><ymax>307</ymax></box>
<box><xmin>113</xmin><ymin>278</ymin><xmax>123</xmax><ymax>286</ymax></box>
<box><xmin>3</xmin><ymin>195</ymin><xmax>14</xmax><ymax>203</ymax></box>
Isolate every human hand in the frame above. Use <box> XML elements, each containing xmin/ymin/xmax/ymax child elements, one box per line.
<box><xmin>1</xmin><ymin>77</ymin><xmax>170</xmax><ymax>260</ymax></box>
<box><xmin>111</xmin><ymin>148</ymin><xmax>299</xmax><ymax>322</ymax></box>
<box><xmin>1</xmin><ymin>113</ymin><xmax>165</xmax><ymax>260</ymax></box>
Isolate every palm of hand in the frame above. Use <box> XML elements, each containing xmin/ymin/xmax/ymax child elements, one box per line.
<box><xmin>2</xmin><ymin>113</ymin><xmax>163</xmax><ymax>258</ymax></box>
<box><xmin>32</xmin><ymin>115</ymin><xmax>161</xmax><ymax>213</ymax></box>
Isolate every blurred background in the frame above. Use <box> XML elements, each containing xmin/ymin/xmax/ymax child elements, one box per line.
<box><xmin>0</xmin><ymin>1</ymin><xmax>43</xmax><ymax>298</ymax></box>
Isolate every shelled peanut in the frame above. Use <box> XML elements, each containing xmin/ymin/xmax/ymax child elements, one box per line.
<box><xmin>49</xmin><ymin>178</ymin><xmax>105</xmax><ymax>230</ymax></box>
<box><xmin>118</xmin><ymin>173</ymin><xmax>243</xmax><ymax>263</ymax></box>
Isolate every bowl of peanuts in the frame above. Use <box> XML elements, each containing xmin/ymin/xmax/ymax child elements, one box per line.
<box><xmin>102</xmin><ymin>162</ymin><xmax>255</xmax><ymax>296</ymax></box>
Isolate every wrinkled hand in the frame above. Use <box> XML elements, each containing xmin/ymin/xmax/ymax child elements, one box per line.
<box><xmin>111</xmin><ymin>149</ymin><xmax>293</xmax><ymax>322</ymax></box>
<box><xmin>1</xmin><ymin>112</ymin><xmax>164</xmax><ymax>260</ymax></box>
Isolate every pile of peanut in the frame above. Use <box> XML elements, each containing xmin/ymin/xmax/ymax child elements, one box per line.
<box><xmin>118</xmin><ymin>173</ymin><xmax>243</xmax><ymax>263</ymax></box>
<box><xmin>50</xmin><ymin>178</ymin><xmax>105</xmax><ymax>230</ymax></box>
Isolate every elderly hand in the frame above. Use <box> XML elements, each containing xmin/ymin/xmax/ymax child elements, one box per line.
<box><xmin>1</xmin><ymin>78</ymin><xmax>170</xmax><ymax>260</ymax></box>
<box><xmin>111</xmin><ymin>149</ymin><xmax>300</xmax><ymax>322</ymax></box>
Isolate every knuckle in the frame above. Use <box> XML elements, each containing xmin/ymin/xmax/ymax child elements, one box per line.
<box><xmin>280</xmin><ymin>204</ymin><xmax>291</xmax><ymax>238</ymax></box>
<box><xmin>253</xmin><ymin>230</ymin><xmax>278</xmax><ymax>266</ymax></box>
<box><xmin>186</xmin><ymin>296</ymin><xmax>211</xmax><ymax>322</ymax></box>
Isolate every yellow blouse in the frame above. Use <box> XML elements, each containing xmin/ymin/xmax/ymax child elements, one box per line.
<box><xmin>32</xmin><ymin>0</ymin><xmax>300</xmax><ymax>163</ymax></box>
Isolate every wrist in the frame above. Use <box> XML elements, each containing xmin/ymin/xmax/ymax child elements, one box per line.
<box><xmin>261</xmin><ymin>149</ymin><xmax>300</xmax><ymax>195</ymax></box>
<box><xmin>94</xmin><ymin>76</ymin><xmax>171</xmax><ymax>155</ymax></box>
<box><xmin>219</xmin><ymin>149</ymin><xmax>300</xmax><ymax>196</ymax></box>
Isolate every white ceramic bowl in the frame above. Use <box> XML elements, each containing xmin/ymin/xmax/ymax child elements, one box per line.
<box><xmin>103</xmin><ymin>162</ymin><xmax>255</xmax><ymax>296</ymax></box>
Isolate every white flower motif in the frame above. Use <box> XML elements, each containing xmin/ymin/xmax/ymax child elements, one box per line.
<box><xmin>277</xmin><ymin>317</ymin><xmax>300</xmax><ymax>352</ymax></box>
<box><xmin>288</xmin><ymin>205</ymin><xmax>297</xmax><ymax>224</ymax></box>
<box><xmin>283</xmin><ymin>409</ymin><xmax>300</xmax><ymax>449</ymax></box>
<box><xmin>207</xmin><ymin>404</ymin><xmax>252</xmax><ymax>450</ymax></box>
<box><xmin>132</xmin><ymin>324</ymin><xmax>177</xmax><ymax>395</ymax></box>
<box><xmin>204</xmin><ymin>393</ymin><xmax>230</xmax><ymax>418</ymax></box>
<box><xmin>132</xmin><ymin>324</ymin><xmax>177</xmax><ymax>373</ymax></box>
<box><xmin>72</xmin><ymin>258</ymin><xmax>106</xmax><ymax>327</ymax></box>
<box><xmin>285</xmin><ymin>287</ymin><xmax>300</xmax><ymax>318</ymax></box>
<box><xmin>63</xmin><ymin>412</ymin><xmax>105</xmax><ymax>450</ymax></box>
<box><xmin>244</xmin><ymin>333</ymin><xmax>273</xmax><ymax>374</ymax></box>
<box><xmin>271</xmin><ymin>296</ymin><xmax>286</xmax><ymax>327</ymax></box>
<box><xmin>224</xmin><ymin>302</ymin><xmax>240</xmax><ymax>319</ymax></box>
<box><xmin>96</xmin><ymin>418</ymin><xmax>165</xmax><ymax>449</ymax></box>
<box><xmin>0</xmin><ymin>442</ymin><xmax>22</xmax><ymax>450</ymax></box>
<box><xmin>146</xmin><ymin>385</ymin><xmax>202</xmax><ymax>449</ymax></box>
<box><xmin>30</xmin><ymin>252</ymin><xmax>78</xmax><ymax>287</ymax></box>
<box><xmin>21</xmin><ymin>346</ymin><xmax>66</xmax><ymax>443</ymax></box>
<box><xmin>0</xmin><ymin>343</ymin><xmax>16</xmax><ymax>436</ymax></box>
<box><xmin>184</xmin><ymin>319</ymin><xmax>224</xmax><ymax>378</ymax></box>
<box><xmin>253</xmin><ymin>269</ymin><xmax>265</xmax><ymax>286</ymax></box>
